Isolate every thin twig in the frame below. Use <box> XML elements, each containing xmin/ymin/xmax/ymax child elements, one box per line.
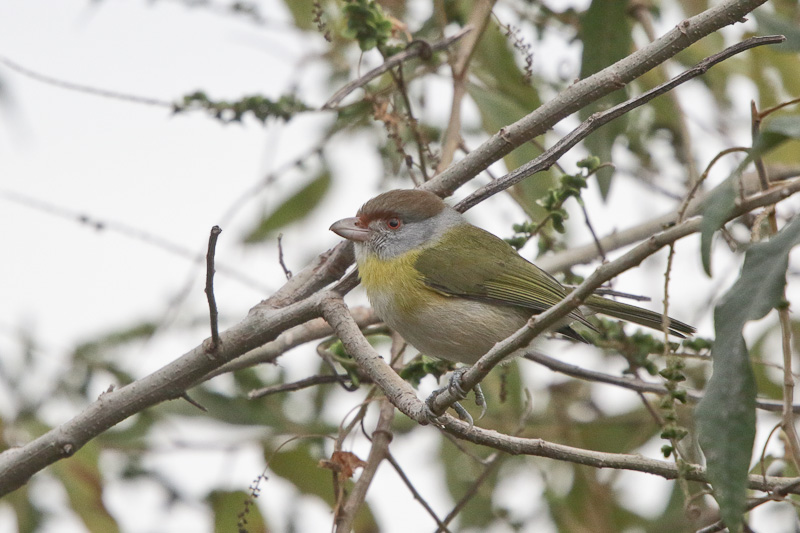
<box><xmin>0</xmin><ymin>55</ymin><xmax>175</xmax><ymax>108</ymax></box>
<box><xmin>454</xmin><ymin>35</ymin><xmax>785</xmax><ymax>213</ymax></box>
<box><xmin>248</xmin><ymin>374</ymin><xmax>360</xmax><ymax>399</ymax></box>
<box><xmin>322</xmin><ymin>26</ymin><xmax>473</xmax><ymax>110</ymax></box>
<box><xmin>522</xmin><ymin>350</ymin><xmax>797</xmax><ymax>414</ymax></box>
<box><xmin>629</xmin><ymin>1</ymin><xmax>700</xmax><ymax>186</ymax></box>
<box><xmin>205</xmin><ymin>225</ymin><xmax>223</xmax><ymax>351</ymax></box>
<box><xmin>0</xmin><ymin>190</ymin><xmax>268</xmax><ymax>290</ymax></box>
<box><xmin>579</xmin><ymin>201</ymin><xmax>607</xmax><ymax>261</ymax></box>
<box><xmin>385</xmin><ymin>452</ymin><xmax>452</xmax><ymax>533</ymax></box>
<box><xmin>389</xmin><ymin>65</ymin><xmax>430</xmax><ymax>181</ymax></box>
<box><xmin>179</xmin><ymin>392</ymin><xmax>208</xmax><ymax>412</ymax></box>
<box><xmin>436</xmin><ymin>1</ymin><xmax>496</xmax><ymax>172</ymax></box>
<box><xmin>437</xmin><ymin>452</ymin><xmax>504</xmax><ymax>532</ymax></box>
<box><xmin>334</xmin><ymin>398</ymin><xmax>395</xmax><ymax>533</ymax></box>
<box><xmin>277</xmin><ymin>234</ymin><xmax>292</xmax><ymax>280</ymax></box>
<box><xmin>751</xmin><ymin>101</ymin><xmax>800</xmax><ymax>472</ymax></box>
<box><xmin>695</xmin><ymin>480</ymin><xmax>800</xmax><ymax>533</ymax></box>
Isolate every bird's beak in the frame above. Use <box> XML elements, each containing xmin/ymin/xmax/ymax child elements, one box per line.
<box><xmin>330</xmin><ymin>217</ymin><xmax>370</xmax><ymax>242</ymax></box>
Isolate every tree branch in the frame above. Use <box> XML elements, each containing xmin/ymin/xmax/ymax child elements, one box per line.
<box><xmin>322</xmin><ymin>26</ymin><xmax>474</xmax><ymax>110</ymax></box>
<box><xmin>334</xmin><ymin>398</ymin><xmax>395</xmax><ymax>533</ymax></box>
<box><xmin>428</xmin><ymin>178</ymin><xmax>800</xmax><ymax>415</ymax></box>
<box><xmin>522</xmin><ymin>350</ymin><xmax>797</xmax><ymax>414</ymax></box>
<box><xmin>454</xmin><ymin>34</ymin><xmax>784</xmax><ymax>212</ymax></box>
<box><xmin>205</xmin><ymin>225</ymin><xmax>222</xmax><ymax>350</ymax></box>
<box><xmin>0</xmin><ymin>268</ymin><xmax>329</xmax><ymax>496</ymax></box>
<box><xmin>424</xmin><ymin>0</ymin><xmax>771</xmax><ymax>197</ymax></box>
<box><xmin>322</xmin><ymin>277</ymin><xmax>800</xmax><ymax>496</ymax></box>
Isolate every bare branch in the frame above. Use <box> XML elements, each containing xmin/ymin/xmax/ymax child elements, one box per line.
<box><xmin>0</xmin><ymin>55</ymin><xmax>174</xmax><ymax>108</ymax></box>
<box><xmin>425</xmin><ymin>0</ymin><xmax>773</xmax><ymax>197</ymax></box>
<box><xmin>205</xmin><ymin>307</ymin><xmax>377</xmax><ymax>379</ymax></box>
<box><xmin>386</xmin><ymin>451</ymin><xmax>452</xmax><ymax>532</ymax></box>
<box><xmin>277</xmin><ymin>233</ymin><xmax>292</xmax><ymax>280</ymax></box>
<box><xmin>522</xmin><ymin>350</ymin><xmax>796</xmax><ymax>414</ymax></box>
<box><xmin>455</xmin><ymin>35</ymin><xmax>785</xmax><ymax>212</ymax></box>
<box><xmin>248</xmin><ymin>374</ymin><xmax>355</xmax><ymax>399</ymax></box>
<box><xmin>0</xmin><ymin>272</ymin><xmax>327</xmax><ymax>496</ymax></box>
<box><xmin>429</xmin><ymin>178</ymin><xmax>800</xmax><ymax>414</ymax></box>
<box><xmin>334</xmin><ymin>398</ymin><xmax>395</xmax><ymax>533</ymax></box>
<box><xmin>322</xmin><ymin>26</ymin><xmax>474</xmax><ymax>110</ymax></box>
<box><xmin>205</xmin><ymin>225</ymin><xmax>223</xmax><ymax>350</ymax></box>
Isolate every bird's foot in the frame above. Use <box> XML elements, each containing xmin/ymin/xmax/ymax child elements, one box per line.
<box><xmin>423</xmin><ymin>390</ymin><xmax>474</xmax><ymax>428</ymax></box>
<box><xmin>448</xmin><ymin>368</ymin><xmax>487</xmax><ymax>420</ymax></box>
<box><xmin>423</xmin><ymin>368</ymin><xmax>486</xmax><ymax>428</ymax></box>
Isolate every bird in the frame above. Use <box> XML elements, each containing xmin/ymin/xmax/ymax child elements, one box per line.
<box><xmin>330</xmin><ymin>189</ymin><xmax>695</xmax><ymax>366</ymax></box>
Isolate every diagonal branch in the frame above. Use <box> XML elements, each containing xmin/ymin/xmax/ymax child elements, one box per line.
<box><xmin>322</xmin><ymin>26</ymin><xmax>474</xmax><ymax>110</ymax></box>
<box><xmin>322</xmin><ymin>277</ymin><xmax>800</xmax><ymax>496</ymax></box>
<box><xmin>334</xmin><ymin>398</ymin><xmax>395</xmax><ymax>533</ymax></box>
<box><xmin>424</xmin><ymin>0</ymin><xmax>772</xmax><ymax>197</ymax></box>
<box><xmin>436</xmin><ymin>0</ymin><xmax>496</xmax><ymax>172</ymax></box>
<box><xmin>455</xmin><ymin>34</ymin><xmax>785</xmax><ymax>213</ymax></box>
<box><xmin>523</xmin><ymin>350</ymin><xmax>796</xmax><ymax>414</ymax></box>
<box><xmin>428</xmin><ymin>178</ymin><xmax>800</xmax><ymax>414</ymax></box>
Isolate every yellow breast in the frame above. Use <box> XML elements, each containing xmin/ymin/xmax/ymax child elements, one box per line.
<box><xmin>358</xmin><ymin>250</ymin><xmax>437</xmax><ymax>315</ymax></box>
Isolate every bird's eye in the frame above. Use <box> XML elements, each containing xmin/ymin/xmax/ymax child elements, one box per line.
<box><xmin>386</xmin><ymin>218</ymin><xmax>402</xmax><ymax>230</ymax></box>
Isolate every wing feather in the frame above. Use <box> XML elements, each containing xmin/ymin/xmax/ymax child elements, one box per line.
<box><xmin>415</xmin><ymin>224</ymin><xmax>594</xmax><ymax>329</ymax></box>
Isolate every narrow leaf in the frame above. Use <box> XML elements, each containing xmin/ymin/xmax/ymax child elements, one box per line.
<box><xmin>699</xmin><ymin>169</ymin><xmax>739</xmax><ymax>276</ymax></box>
<box><xmin>208</xmin><ymin>490</ymin><xmax>268</xmax><ymax>533</ymax></box>
<box><xmin>578</xmin><ymin>0</ymin><xmax>633</xmax><ymax>197</ymax></box>
<box><xmin>51</xmin><ymin>442</ymin><xmax>120</xmax><ymax>533</ymax></box>
<box><xmin>754</xmin><ymin>11</ymin><xmax>800</xmax><ymax>52</ymax></box>
<box><xmin>700</xmin><ymin>117</ymin><xmax>797</xmax><ymax>275</ymax></box>
<box><xmin>696</xmin><ymin>215</ymin><xmax>800</xmax><ymax>530</ymax></box>
<box><xmin>243</xmin><ymin>172</ymin><xmax>331</xmax><ymax>243</ymax></box>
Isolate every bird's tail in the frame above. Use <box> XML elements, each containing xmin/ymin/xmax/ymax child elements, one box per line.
<box><xmin>585</xmin><ymin>295</ymin><xmax>696</xmax><ymax>338</ymax></box>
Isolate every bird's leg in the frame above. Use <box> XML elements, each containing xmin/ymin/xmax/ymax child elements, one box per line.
<box><xmin>423</xmin><ymin>368</ymin><xmax>487</xmax><ymax>427</ymax></box>
<box><xmin>424</xmin><ymin>385</ymin><xmax>473</xmax><ymax>427</ymax></box>
<box><xmin>473</xmin><ymin>384</ymin><xmax>487</xmax><ymax>420</ymax></box>
<box><xmin>448</xmin><ymin>368</ymin><xmax>487</xmax><ymax>420</ymax></box>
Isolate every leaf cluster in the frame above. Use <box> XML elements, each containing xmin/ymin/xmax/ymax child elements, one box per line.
<box><xmin>175</xmin><ymin>91</ymin><xmax>310</xmax><ymax>123</ymax></box>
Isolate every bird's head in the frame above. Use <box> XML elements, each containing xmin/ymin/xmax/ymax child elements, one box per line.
<box><xmin>330</xmin><ymin>189</ymin><xmax>465</xmax><ymax>260</ymax></box>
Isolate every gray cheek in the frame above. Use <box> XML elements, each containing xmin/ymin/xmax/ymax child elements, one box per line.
<box><xmin>354</xmin><ymin>243</ymin><xmax>371</xmax><ymax>264</ymax></box>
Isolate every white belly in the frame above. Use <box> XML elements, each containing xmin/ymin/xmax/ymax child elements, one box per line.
<box><xmin>369</xmin><ymin>289</ymin><xmax>532</xmax><ymax>365</ymax></box>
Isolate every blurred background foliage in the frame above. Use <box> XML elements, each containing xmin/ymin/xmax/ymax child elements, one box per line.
<box><xmin>2</xmin><ymin>0</ymin><xmax>800</xmax><ymax>531</ymax></box>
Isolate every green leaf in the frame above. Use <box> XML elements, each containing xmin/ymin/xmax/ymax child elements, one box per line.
<box><xmin>208</xmin><ymin>490</ymin><xmax>268</xmax><ymax>533</ymax></box>
<box><xmin>700</xmin><ymin>117</ymin><xmax>798</xmax><ymax>275</ymax></box>
<box><xmin>578</xmin><ymin>0</ymin><xmax>633</xmax><ymax>197</ymax></box>
<box><xmin>269</xmin><ymin>442</ymin><xmax>334</xmax><ymax>505</ymax></box>
<box><xmin>754</xmin><ymin>11</ymin><xmax>800</xmax><ymax>52</ymax></box>
<box><xmin>759</xmin><ymin>114</ymin><xmax>800</xmax><ymax>143</ymax></box>
<box><xmin>699</xmin><ymin>167</ymin><xmax>739</xmax><ymax>276</ymax></box>
<box><xmin>243</xmin><ymin>172</ymin><xmax>331</xmax><ymax>243</ymax></box>
<box><xmin>268</xmin><ymin>443</ymin><xmax>378</xmax><ymax>530</ymax></box>
<box><xmin>468</xmin><ymin>22</ymin><xmax>554</xmax><ymax>218</ymax></box>
<box><xmin>280</xmin><ymin>0</ymin><xmax>315</xmax><ymax>31</ymax></box>
<box><xmin>51</xmin><ymin>441</ymin><xmax>120</xmax><ymax>533</ymax></box>
<box><xmin>3</xmin><ymin>483</ymin><xmax>43</xmax><ymax>533</ymax></box>
<box><xmin>696</xmin><ymin>215</ymin><xmax>800</xmax><ymax>531</ymax></box>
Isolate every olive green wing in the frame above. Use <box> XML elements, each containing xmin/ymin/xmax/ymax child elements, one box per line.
<box><xmin>414</xmin><ymin>224</ymin><xmax>594</xmax><ymax>329</ymax></box>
